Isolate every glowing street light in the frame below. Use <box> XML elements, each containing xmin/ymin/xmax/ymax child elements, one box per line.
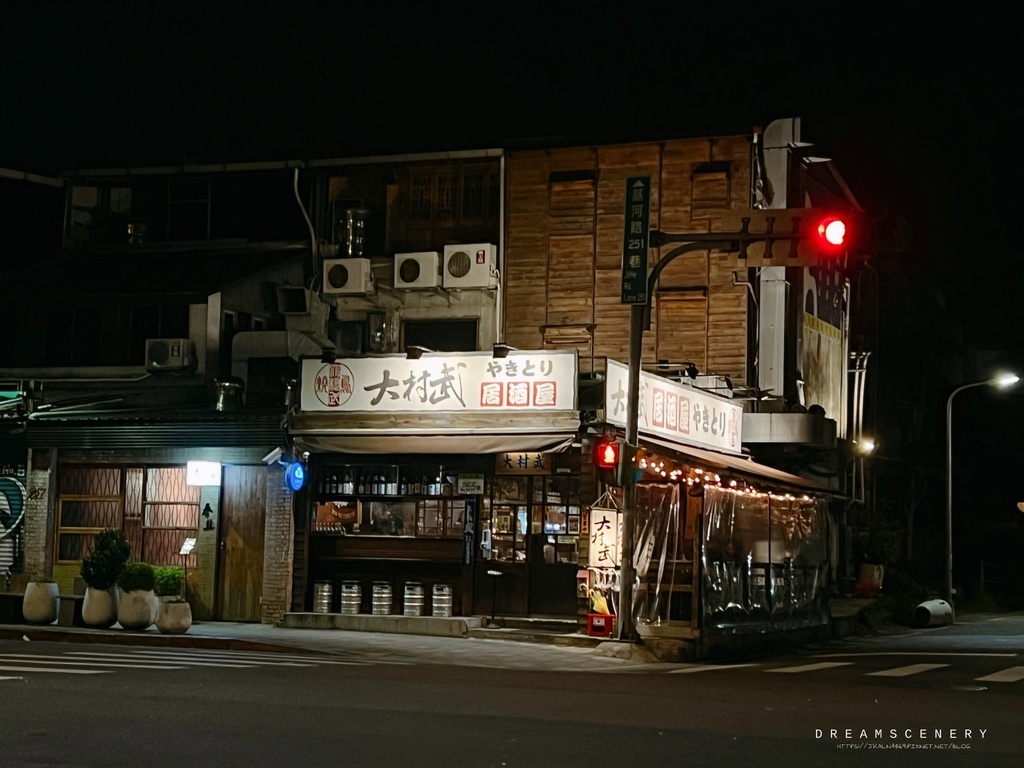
<box><xmin>945</xmin><ymin>373</ymin><xmax>1019</xmax><ymax>612</ymax></box>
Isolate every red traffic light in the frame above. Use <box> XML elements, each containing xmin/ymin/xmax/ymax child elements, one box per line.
<box><xmin>593</xmin><ymin>439</ymin><xmax>620</xmax><ymax>470</ymax></box>
<box><xmin>811</xmin><ymin>215</ymin><xmax>850</xmax><ymax>255</ymax></box>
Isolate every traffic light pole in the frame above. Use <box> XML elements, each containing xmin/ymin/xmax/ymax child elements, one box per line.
<box><xmin>618</xmin><ymin>236</ymin><xmax>734</xmax><ymax>642</ymax></box>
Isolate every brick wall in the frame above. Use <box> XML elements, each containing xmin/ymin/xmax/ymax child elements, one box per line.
<box><xmin>22</xmin><ymin>464</ymin><xmax>51</xmax><ymax>585</ymax></box>
<box><xmin>260</xmin><ymin>464</ymin><xmax>294</xmax><ymax>624</ymax></box>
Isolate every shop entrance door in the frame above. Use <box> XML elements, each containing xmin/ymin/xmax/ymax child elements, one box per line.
<box><xmin>217</xmin><ymin>464</ymin><xmax>266</xmax><ymax>621</ymax></box>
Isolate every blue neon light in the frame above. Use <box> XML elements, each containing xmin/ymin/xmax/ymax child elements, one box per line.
<box><xmin>285</xmin><ymin>462</ymin><xmax>306</xmax><ymax>492</ymax></box>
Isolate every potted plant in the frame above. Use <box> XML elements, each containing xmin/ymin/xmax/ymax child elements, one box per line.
<box><xmin>22</xmin><ymin>578</ymin><xmax>59</xmax><ymax>624</ymax></box>
<box><xmin>117</xmin><ymin>561</ymin><xmax>158</xmax><ymax>630</ymax></box>
<box><xmin>80</xmin><ymin>528</ymin><xmax>130</xmax><ymax>628</ymax></box>
<box><xmin>154</xmin><ymin>566</ymin><xmax>192</xmax><ymax>634</ymax></box>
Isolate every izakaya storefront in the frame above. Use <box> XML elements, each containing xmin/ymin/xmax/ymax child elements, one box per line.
<box><xmin>287</xmin><ymin>350</ymin><xmax>585</xmax><ymax>619</ymax></box>
<box><xmin>592</xmin><ymin>361</ymin><xmax>836</xmax><ymax>654</ymax></box>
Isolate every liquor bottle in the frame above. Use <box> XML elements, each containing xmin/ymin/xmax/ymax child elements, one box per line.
<box><xmin>399</xmin><ymin>476</ymin><xmax>408</xmax><ymax>496</ymax></box>
<box><xmin>329</xmin><ymin>473</ymin><xmax>339</xmax><ymax>495</ymax></box>
<box><xmin>342</xmin><ymin>470</ymin><xmax>354</xmax><ymax>495</ymax></box>
<box><xmin>357</xmin><ymin>474</ymin><xmax>366</xmax><ymax>495</ymax></box>
<box><xmin>387</xmin><ymin>474</ymin><xmax>398</xmax><ymax>496</ymax></box>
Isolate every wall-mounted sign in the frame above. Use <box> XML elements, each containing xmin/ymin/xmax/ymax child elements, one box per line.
<box><xmin>587</xmin><ymin>506</ymin><xmax>620</xmax><ymax>569</ymax></box>
<box><xmin>456</xmin><ymin>474</ymin><xmax>485</xmax><ymax>495</ymax></box>
<box><xmin>179</xmin><ymin>537</ymin><xmax>197</xmax><ymax>556</ymax></box>
<box><xmin>299</xmin><ymin>350</ymin><xmax>577</xmax><ymax>414</ymax></box>
<box><xmin>604</xmin><ymin>359</ymin><xmax>743</xmax><ymax>454</ymax></box>
<box><xmin>186</xmin><ymin>461</ymin><xmax>222</xmax><ymax>487</ymax></box>
<box><xmin>621</xmin><ymin>176</ymin><xmax>651</xmax><ymax>305</ymax></box>
<box><xmin>495</xmin><ymin>452</ymin><xmax>552</xmax><ymax>475</ymax></box>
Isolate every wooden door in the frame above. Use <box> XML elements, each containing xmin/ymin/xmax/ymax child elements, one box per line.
<box><xmin>217</xmin><ymin>465</ymin><xmax>266</xmax><ymax>621</ymax></box>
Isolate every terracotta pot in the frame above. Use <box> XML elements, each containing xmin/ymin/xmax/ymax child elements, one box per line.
<box><xmin>156</xmin><ymin>597</ymin><xmax>192</xmax><ymax>634</ymax></box>
<box><xmin>23</xmin><ymin>581</ymin><xmax>59</xmax><ymax>624</ymax></box>
<box><xmin>82</xmin><ymin>586</ymin><xmax>119</xmax><ymax>628</ymax></box>
<box><xmin>117</xmin><ymin>589</ymin><xmax>157</xmax><ymax>630</ymax></box>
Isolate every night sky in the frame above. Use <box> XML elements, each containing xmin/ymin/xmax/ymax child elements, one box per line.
<box><xmin>3</xmin><ymin>4</ymin><xmax>1023</xmax><ymax>576</ymax></box>
<box><xmin>4</xmin><ymin>4</ymin><xmax>1019</xmax><ymax>343</ymax></box>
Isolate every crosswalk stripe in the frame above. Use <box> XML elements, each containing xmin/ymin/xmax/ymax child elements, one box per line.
<box><xmin>766</xmin><ymin>662</ymin><xmax>854</xmax><ymax>673</ymax></box>
<box><xmin>0</xmin><ymin>665</ymin><xmax>109</xmax><ymax>675</ymax></box>
<box><xmin>63</xmin><ymin>652</ymin><xmax>258</xmax><ymax>668</ymax></box>
<box><xmin>866</xmin><ymin>663</ymin><xmax>949</xmax><ymax>677</ymax></box>
<box><xmin>119</xmin><ymin>649</ymin><xmax>362</xmax><ymax>666</ymax></box>
<box><xmin>975</xmin><ymin>666</ymin><xmax>1024</xmax><ymax>683</ymax></box>
<box><xmin>119</xmin><ymin>651</ymin><xmax>319</xmax><ymax>667</ymax></box>
<box><xmin>0</xmin><ymin>676</ymin><xmax>22</xmax><ymax>681</ymax></box>
<box><xmin>0</xmin><ymin>654</ymin><xmax>185</xmax><ymax>670</ymax></box>
<box><xmin>668</xmin><ymin>663</ymin><xmax>759</xmax><ymax>674</ymax></box>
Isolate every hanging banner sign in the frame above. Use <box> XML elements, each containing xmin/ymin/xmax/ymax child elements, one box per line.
<box><xmin>587</xmin><ymin>506</ymin><xmax>621</xmax><ymax>569</ymax></box>
<box><xmin>604</xmin><ymin>359</ymin><xmax>744</xmax><ymax>454</ymax></box>
<box><xmin>300</xmin><ymin>350</ymin><xmax>577</xmax><ymax>413</ymax></box>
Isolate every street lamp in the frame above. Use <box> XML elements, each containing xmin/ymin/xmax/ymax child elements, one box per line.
<box><xmin>945</xmin><ymin>372</ymin><xmax>1019</xmax><ymax>612</ymax></box>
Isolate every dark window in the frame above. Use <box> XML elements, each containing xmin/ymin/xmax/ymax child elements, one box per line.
<box><xmin>402</xmin><ymin>319</ymin><xmax>477</xmax><ymax>352</ymax></box>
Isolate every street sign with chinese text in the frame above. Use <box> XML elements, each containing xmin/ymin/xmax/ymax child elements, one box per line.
<box><xmin>495</xmin><ymin>452</ymin><xmax>552</xmax><ymax>475</ymax></box>
<box><xmin>604</xmin><ymin>359</ymin><xmax>744</xmax><ymax>454</ymax></box>
<box><xmin>299</xmin><ymin>350</ymin><xmax>577</xmax><ymax>413</ymax></box>
<box><xmin>621</xmin><ymin>176</ymin><xmax>651</xmax><ymax>304</ymax></box>
<box><xmin>587</xmin><ymin>506</ymin><xmax>620</xmax><ymax>568</ymax></box>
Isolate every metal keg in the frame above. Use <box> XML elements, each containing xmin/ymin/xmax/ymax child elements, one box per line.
<box><xmin>403</xmin><ymin>582</ymin><xmax>424</xmax><ymax>617</ymax></box>
<box><xmin>432</xmin><ymin>584</ymin><xmax>453</xmax><ymax>618</ymax></box>
<box><xmin>313</xmin><ymin>581</ymin><xmax>333</xmax><ymax>614</ymax></box>
<box><xmin>340</xmin><ymin>581</ymin><xmax>361</xmax><ymax>615</ymax></box>
<box><xmin>371</xmin><ymin>582</ymin><xmax>392</xmax><ymax>615</ymax></box>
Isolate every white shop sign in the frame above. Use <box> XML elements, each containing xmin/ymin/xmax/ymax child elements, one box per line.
<box><xmin>587</xmin><ymin>506</ymin><xmax>620</xmax><ymax>569</ymax></box>
<box><xmin>300</xmin><ymin>350</ymin><xmax>577</xmax><ymax>413</ymax></box>
<box><xmin>604</xmin><ymin>359</ymin><xmax>743</xmax><ymax>454</ymax></box>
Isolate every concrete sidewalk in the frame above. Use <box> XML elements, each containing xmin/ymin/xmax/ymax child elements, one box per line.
<box><xmin>0</xmin><ymin>597</ymin><xmax>884</xmax><ymax>668</ymax></box>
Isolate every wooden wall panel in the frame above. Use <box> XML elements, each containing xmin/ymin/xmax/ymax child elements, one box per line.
<box><xmin>506</xmin><ymin>135</ymin><xmax>751</xmax><ymax>379</ymax></box>
<box><xmin>656</xmin><ymin>295</ymin><xmax>708</xmax><ymax>369</ymax></box>
<box><xmin>548</xmin><ymin>235</ymin><xmax>594</xmax><ymax>326</ymax></box>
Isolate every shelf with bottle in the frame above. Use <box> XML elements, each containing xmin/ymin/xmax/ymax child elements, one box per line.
<box><xmin>316</xmin><ymin>464</ymin><xmax>460</xmax><ymax>500</ymax></box>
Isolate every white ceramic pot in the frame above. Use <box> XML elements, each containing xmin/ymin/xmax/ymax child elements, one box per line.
<box><xmin>82</xmin><ymin>586</ymin><xmax>119</xmax><ymax>628</ymax></box>
<box><xmin>117</xmin><ymin>588</ymin><xmax>157</xmax><ymax>630</ymax></box>
<box><xmin>23</xmin><ymin>581</ymin><xmax>59</xmax><ymax>624</ymax></box>
<box><xmin>156</xmin><ymin>597</ymin><xmax>193</xmax><ymax>634</ymax></box>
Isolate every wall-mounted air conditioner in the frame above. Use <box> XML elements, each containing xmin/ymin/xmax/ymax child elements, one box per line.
<box><xmin>442</xmin><ymin>243</ymin><xmax>498</xmax><ymax>289</ymax></box>
<box><xmin>145</xmin><ymin>338</ymin><xmax>194</xmax><ymax>373</ymax></box>
<box><xmin>323</xmin><ymin>258</ymin><xmax>373</xmax><ymax>295</ymax></box>
<box><xmin>394</xmin><ymin>251</ymin><xmax>440</xmax><ymax>290</ymax></box>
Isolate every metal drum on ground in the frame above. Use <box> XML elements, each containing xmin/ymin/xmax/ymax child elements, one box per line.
<box><xmin>313</xmin><ymin>581</ymin><xmax>333</xmax><ymax>614</ymax></box>
<box><xmin>372</xmin><ymin>582</ymin><xmax>392</xmax><ymax>615</ymax></box>
<box><xmin>432</xmin><ymin>584</ymin><xmax>452</xmax><ymax>618</ymax></box>
<box><xmin>340</xmin><ymin>581</ymin><xmax>361</xmax><ymax>615</ymax></box>
<box><xmin>403</xmin><ymin>583</ymin><xmax>424</xmax><ymax>616</ymax></box>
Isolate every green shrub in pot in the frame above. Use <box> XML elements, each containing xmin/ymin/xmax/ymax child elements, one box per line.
<box><xmin>154</xmin><ymin>566</ymin><xmax>185</xmax><ymax>600</ymax></box>
<box><xmin>118</xmin><ymin>562</ymin><xmax>156</xmax><ymax>593</ymax></box>
<box><xmin>80</xmin><ymin>529</ymin><xmax>130</xmax><ymax>591</ymax></box>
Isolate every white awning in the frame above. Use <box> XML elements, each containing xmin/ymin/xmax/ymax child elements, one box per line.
<box><xmin>288</xmin><ymin>410</ymin><xmax>580</xmax><ymax>455</ymax></box>
<box><xmin>640</xmin><ymin>434</ymin><xmax>837</xmax><ymax>494</ymax></box>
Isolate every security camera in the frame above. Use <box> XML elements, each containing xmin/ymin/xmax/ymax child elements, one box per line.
<box><xmin>262</xmin><ymin>447</ymin><xmax>284</xmax><ymax>465</ymax></box>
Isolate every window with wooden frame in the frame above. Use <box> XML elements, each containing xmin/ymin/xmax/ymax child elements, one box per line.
<box><xmin>690</xmin><ymin>162</ymin><xmax>731</xmax><ymax>220</ymax></box>
<box><xmin>655</xmin><ymin>292</ymin><xmax>709</xmax><ymax>370</ymax></box>
<box><xmin>56</xmin><ymin>464</ymin><xmax>199</xmax><ymax>568</ymax></box>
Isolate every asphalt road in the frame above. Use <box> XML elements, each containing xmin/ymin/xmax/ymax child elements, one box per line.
<box><xmin>2</xmin><ymin>625</ymin><xmax>1024</xmax><ymax>768</ymax></box>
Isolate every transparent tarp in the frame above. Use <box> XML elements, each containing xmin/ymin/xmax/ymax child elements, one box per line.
<box><xmin>701</xmin><ymin>485</ymin><xmax>829</xmax><ymax>633</ymax></box>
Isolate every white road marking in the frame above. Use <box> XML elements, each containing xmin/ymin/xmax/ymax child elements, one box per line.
<box><xmin>766</xmin><ymin>662</ymin><xmax>854</xmax><ymax>673</ymax></box>
<box><xmin>0</xmin><ymin>665</ymin><xmax>108</xmax><ymax>675</ymax></box>
<box><xmin>975</xmin><ymin>666</ymin><xmax>1024</xmax><ymax>683</ymax></box>
<box><xmin>866</xmin><ymin>663</ymin><xmax>950</xmax><ymax>677</ymax></box>
<box><xmin>120</xmin><ymin>649</ymin><xmax>364</xmax><ymax>666</ymax></box>
<box><xmin>814</xmin><ymin>651</ymin><xmax>1017</xmax><ymax>658</ymax></box>
<box><xmin>668</xmin><ymin>663</ymin><xmax>760</xmax><ymax>674</ymax></box>
<box><xmin>63</xmin><ymin>652</ymin><xmax>257</xmax><ymax>668</ymax></box>
<box><xmin>0</xmin><ymin>654</ymin><xmax>185</xmax><ymax>670</ymax></box>
<box><xmin>0</xmin><ymin>676</ymin><xmax>23</xmax><ymax>681</ymax></box>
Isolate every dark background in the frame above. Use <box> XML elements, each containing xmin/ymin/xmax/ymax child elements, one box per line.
<box><xmin>2</xmin><ymin>3</ymin><xmax>1022</xmax><ymax>595</ymax></box>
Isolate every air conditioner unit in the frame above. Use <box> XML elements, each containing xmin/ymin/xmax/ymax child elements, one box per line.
<box><xmin>394</xmin><ymin>251</ymin><xmax>440</xmax><ymax>290</ymax></box>
<box><xmin>145</xmin><ymin>338</ymin><xmax>194</xmax><ymax>372</ymax></box>
<box><xmin>442</xmin><ymin>243</ymin><xmax>498</xmax><ymax>289</ymax></box>
<box><xmin>323</xmin><ymin>258</ymin><xmax>373</xmax><ymax>295</ymax></box>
